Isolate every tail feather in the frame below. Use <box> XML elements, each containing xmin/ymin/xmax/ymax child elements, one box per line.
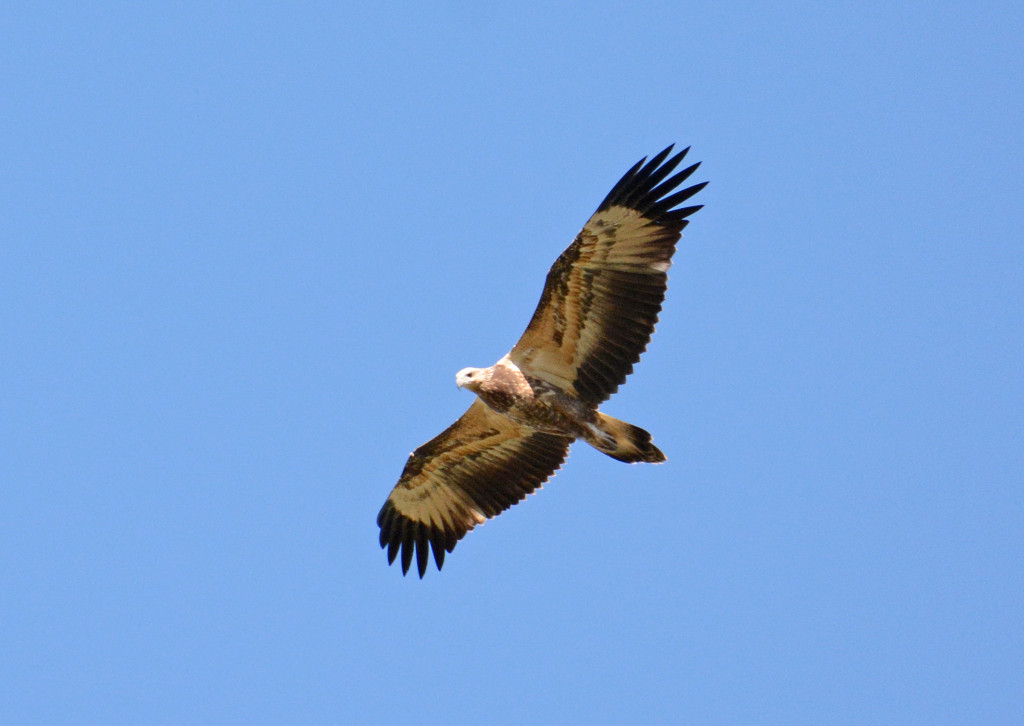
<box><xmin>586</xmin><ymin>413</ymin><xmax>666</xmax><ymax>464</ymax></box>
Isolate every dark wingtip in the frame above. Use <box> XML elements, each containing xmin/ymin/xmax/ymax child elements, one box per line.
<box><xmin>597</xmin><ymin>145</ymin><xmax>707</xmax><ymax>228</ymax></box>
<box><xmin>430</xmin><ymin>538</ymin><xmax>446</xmax><ymax>572</ymax></box>
<box><xmin>378</xmin><ymin>501</ymin><xmax>451</xmax><ymax>579</ymax></box>
<box><xmin>415</xmin><ymin>529</ymin><xmax>429</xmax><ymax>578</ymax></box>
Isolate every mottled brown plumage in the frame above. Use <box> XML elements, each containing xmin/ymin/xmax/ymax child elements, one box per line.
<box><xmin>378</xmin><ymin>145</ymin><xmax>706</xmax><ymax>577</ymax></box>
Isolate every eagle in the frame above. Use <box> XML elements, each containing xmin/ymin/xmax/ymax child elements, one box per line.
<box><xmin>378</xmin><ymin>145</ymin><xmax>706</xmax><ymax>577</ymax></box>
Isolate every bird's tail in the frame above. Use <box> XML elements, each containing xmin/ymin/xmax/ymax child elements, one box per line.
<box><xmin>585</xmin><ymin>413</ymin><xmax>666</xmax><ymax>464</ymax></box>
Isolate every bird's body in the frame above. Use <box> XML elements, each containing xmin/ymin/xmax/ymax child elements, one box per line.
<box><xmin>378</xmin><ymin>145</ymin><xmax>707</xmax><ymax>577</ymax></box>
<box><xmin>458</xmin><ymin>356</ymin><xmax>664</xmax><ymax>463</ymax></box>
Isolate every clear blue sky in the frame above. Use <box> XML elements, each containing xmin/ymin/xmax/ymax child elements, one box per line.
<box><xmin>2</xmin><ymin>3</ymin><xmax>1022</xmax><ymax>724</ymax></box>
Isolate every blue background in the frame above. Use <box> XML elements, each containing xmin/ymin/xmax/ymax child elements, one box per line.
<box><xmin>3</xmin><ymin>3</ymin><xmax>1022</xmax><ymax>723</ymax></box>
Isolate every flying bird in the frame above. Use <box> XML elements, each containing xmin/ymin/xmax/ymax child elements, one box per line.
<box><xmin>378</xmin><ymin>145</ymin><xmax>706</xmax><ymax>577</ymax></box>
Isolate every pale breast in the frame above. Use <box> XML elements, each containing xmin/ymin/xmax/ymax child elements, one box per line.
<box><xmin>476</xmin><ymin>362</ymin><xmax>595</xmax><ymax>438</ymax></box>
<box><xmin>505</xmin><ymin>376</ymin><xmax>595</xmax><ymax>437</ymax></box>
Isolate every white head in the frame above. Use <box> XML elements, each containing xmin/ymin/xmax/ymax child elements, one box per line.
<box><xmin>455</xmin><ymin>367</ymin><xmax>484</xmax><ymax>392</ymax></box>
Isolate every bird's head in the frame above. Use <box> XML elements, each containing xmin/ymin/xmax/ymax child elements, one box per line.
<box><xmin>455</xmin><ymin>367</ymin><xmax>484</xmax><ymax>392</ymax></box>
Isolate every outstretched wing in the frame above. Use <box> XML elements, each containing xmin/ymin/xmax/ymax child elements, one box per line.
<box><xmin>509</xmin><ymin>145</ymin><xmax>707</xmax><ymax>404</ymax></box>
<box><xmin>377</xmin><ymin>399</ymin><xmax>571</xmax><ymax>578</ymax></box>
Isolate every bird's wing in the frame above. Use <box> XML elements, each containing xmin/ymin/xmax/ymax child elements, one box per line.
<box><xmin>377</xmin><ymin>398</ymin><xmax>571</xmax><ymax>577</ymax></box>
<box><xmin>509</xmin><ymin>145</ymin><xmax>706</xmax><ymax>404</ymax></box>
